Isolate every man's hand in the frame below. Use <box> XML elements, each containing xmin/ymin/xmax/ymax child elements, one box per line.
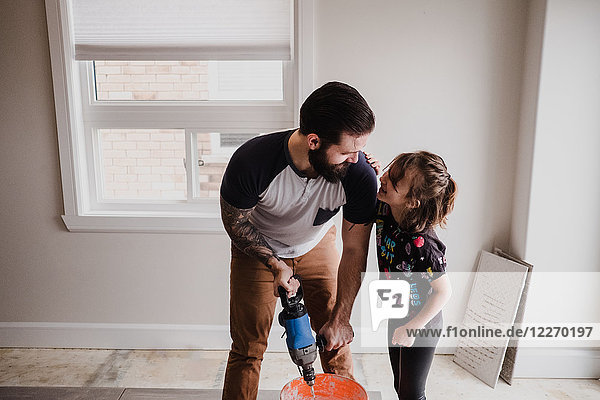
<box><xmin>221</xmin><ymin>196</ymin><xmax>298</xmax><ymax>296</ymax></box>
<box><xmin>318</xmin><ymin>318</ymin><xmax>354</xmax><ymax>351</ymax></box>
<box><xmin>270</xmin><ymin>259</ymin><xmax>300</xmax><ymax>298</ymax></box>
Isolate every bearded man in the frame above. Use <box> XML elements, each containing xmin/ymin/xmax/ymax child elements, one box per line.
<box><xmin>219</xmin><ymin>81</ymin><xmax>377</xmax><ymax>400</ymax></box>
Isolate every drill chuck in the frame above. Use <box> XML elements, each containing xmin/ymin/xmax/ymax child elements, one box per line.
<box><xmin>302</xmin><ymin>366</ymin><xmax>316</xmax><ymax>386</ymax></box>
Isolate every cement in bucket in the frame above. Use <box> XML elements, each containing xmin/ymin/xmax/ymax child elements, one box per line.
<box><xmin>280</xmin><ymin>373</ymin><xmax>368</xmax><ymax>400</ymax></box>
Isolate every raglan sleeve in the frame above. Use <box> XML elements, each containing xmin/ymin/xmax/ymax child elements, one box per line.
<box><xmin>341</xmin><ymin>151</ymin><xmax>378</xmax><ymax>224</ymax></box>
<box><xmin>219</xmin><ymin>144</ymin><xmax>261</xmax><ymax>210</ymax></box>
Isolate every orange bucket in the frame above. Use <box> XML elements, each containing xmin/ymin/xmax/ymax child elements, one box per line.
<box><xmin>280</xmin><ymin>373</ymin><xmax>368</xmax><ymax>400</ymax></box>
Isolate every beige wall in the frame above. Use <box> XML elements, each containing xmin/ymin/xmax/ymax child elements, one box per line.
<box><xmin>9</xmin><ymin>0</ymin><xmax>595</xmax><ymax>350</ymax></box>
<box><xmin>0</xmin><ymin>1</ymin><xmax>231</xmax><ymax>325</ymax></box>
<box><xmin>0</xmin><ymin>0</ymin><xmax>525</xmax><ymax>326</ymax></box>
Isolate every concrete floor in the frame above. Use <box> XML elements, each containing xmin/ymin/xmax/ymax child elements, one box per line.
<box><xmin>0</xmin><ymin>349</ymin><xmax>599</xmax><ymax>399</ymax></box>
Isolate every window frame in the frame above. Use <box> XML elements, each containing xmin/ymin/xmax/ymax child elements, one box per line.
<box><xmin>45</xmin><ymin>0</ymin><xmax>315</xmax><ymax>233</ymax></box>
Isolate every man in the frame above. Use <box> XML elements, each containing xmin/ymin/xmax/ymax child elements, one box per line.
<box><xmin>220</xmin><ymin>81</ymin><xmax>377</xmax><ymax>400</ymax></box>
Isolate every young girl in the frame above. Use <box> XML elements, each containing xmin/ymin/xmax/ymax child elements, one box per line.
<box><xmin>370</xmin><ymin>151</ymin><xmax>456</xmax><ymax>400</ymax></box>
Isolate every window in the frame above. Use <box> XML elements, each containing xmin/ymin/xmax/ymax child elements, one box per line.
<box><xmin>46</xmin><ymin>0</ymin><xmax>314</xmax><ymax>233</ymax></box>
<box><xmin>93</xmin><ymin>61</ymin><xmax>284</xmax><ymax>102</ymax></box>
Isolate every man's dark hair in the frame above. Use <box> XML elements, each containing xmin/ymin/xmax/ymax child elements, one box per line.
<box><xmin>299</xmin><ymin>81</ymin><xmax>375</xmax><ymax>146</ymax></box>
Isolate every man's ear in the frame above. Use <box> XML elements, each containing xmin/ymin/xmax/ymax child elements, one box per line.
<box><xmin>306</xmin><ymin>133</ymin><xmax>321</xmax><ymax>150</ymax></box>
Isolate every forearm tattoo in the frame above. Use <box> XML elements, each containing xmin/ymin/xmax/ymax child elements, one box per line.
<box><xmin>220</xmin><ymin>196</ymin><xmax>281</xmax><ymax>268</ymax></box>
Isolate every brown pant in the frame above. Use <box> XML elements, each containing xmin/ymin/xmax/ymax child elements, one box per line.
<box><xmin>222</xmin><ymin>226</ymin><xmax>354</xmax><ymax>400</ymax></box>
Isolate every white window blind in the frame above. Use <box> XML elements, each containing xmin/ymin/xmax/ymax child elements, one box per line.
<box><xmin>71</xmin><ymin>0</ymin><xmax>293</xmax><ymax>61</ymax></box>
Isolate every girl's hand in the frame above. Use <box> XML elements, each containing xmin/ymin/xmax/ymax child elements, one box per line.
<box><xmin>363</xmin><ymin>152</ymin><xmax>382</xmax><ymax>175</ymax></box>
<box><xmin>391</xmin><ymin>324</ymin><xmax>417</xmax><ymax>347</ymax></box>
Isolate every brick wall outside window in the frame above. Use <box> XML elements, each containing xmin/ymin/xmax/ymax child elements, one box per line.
<box><xmin>101</xmin><ymin>129</ymin><xmax>225</xmax><ymax>200</ymax></box>
<box><xmin>101</xmin><ymin>129</ymin><xmax>186</xmax><ymax>200</ymax></box>
<box><xmin>96</xmin><ymin>62</ymin><xmax>228</xmax><ymax>201</ymax></box>
<box><xmin>95</xmin><ymin>61</ymin><xmax>209</xmax><ymax>101</ymax></box>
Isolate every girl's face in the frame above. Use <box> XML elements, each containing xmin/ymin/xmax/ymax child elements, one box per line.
<box><xmin>377</xmin><ymin>168</ymin><xmax>417</xmax><ymax>212</ymax></box>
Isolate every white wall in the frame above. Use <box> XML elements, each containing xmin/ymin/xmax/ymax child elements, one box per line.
<box><xmin>510</xmin><ymin>0</ymin><xmax>600</xmax><ymax>378</ymax></box>
<box><xmin>526</xmin><ymin>0</ymin><xmax>600</xmax><ymax>275</ymax></box>
<box><xmin>0</xmin><ymin>0</ymin><xmax>525</xmax><ymax>339</ymax></box>
<box><xmin>315</xmin><ymin>0</ymin><xmax>528</xmax><ymax>332</ymax></box>
<box><xmin>510</xmin><ymin>0</ymin><xmax>547</xmax><ymax>259</ymax></box>
<box><xmin>3</xmin><ymin>0</ymin><xmax>597</xmax><ymax>377</ymax></box>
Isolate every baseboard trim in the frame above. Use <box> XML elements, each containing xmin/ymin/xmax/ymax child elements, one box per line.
<box><xmin>0</xmin><ymin>322</ymin><xmax>419</xmax><ymax>353</ymax></box>
<box><xmin>0</xmin><ymin>323</ymin><xmax>389</xmax><ymax>353</ymax></box>
<box><xmin>2</xmin><ymin>322</ymin><xmax>599</xmax><ymax>378</ymax></box>
<box><xmin>0</xmin><ymin>322</ymin><xmax>233</xmax><ymax>350</ymax></box>
<box><xmin>511</xmin><ymin>347</ymin><xmax>600</xmax><ymax>378</ymax></box>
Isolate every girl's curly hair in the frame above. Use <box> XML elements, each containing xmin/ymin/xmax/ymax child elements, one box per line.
<box><xmin>387</xmin><ymin>151</ymin><xmax>457</xmax><ymax>233</ymax></box>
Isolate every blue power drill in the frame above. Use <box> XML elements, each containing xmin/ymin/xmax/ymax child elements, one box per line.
<box><xmin>278</xmin><ymin>275</ymin><xmax>326</xmax><ymax>387</ymax></box>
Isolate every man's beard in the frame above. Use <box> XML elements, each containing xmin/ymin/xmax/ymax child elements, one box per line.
<box><xmin>308</xmin><ymin>146</ymin><xmax>350</xmax><ymax>183</ymax></box>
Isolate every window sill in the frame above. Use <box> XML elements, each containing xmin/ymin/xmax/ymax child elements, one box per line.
<box><xmin>61</xmin><ymin>214</ymin><xmax>225</xmax><ymax>234</ymax></box>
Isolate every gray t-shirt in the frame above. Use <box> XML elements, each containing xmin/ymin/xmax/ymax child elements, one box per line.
<box><xmin>220</xmin><ymin>129</ymin><xmax>377</xmax><ymax>257</ymax></box>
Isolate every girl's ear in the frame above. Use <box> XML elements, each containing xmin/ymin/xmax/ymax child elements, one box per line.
<box><xmin>408</xmin><ymin>198</ymin><xmax>420</xmax><ymax>209</ymax></box>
